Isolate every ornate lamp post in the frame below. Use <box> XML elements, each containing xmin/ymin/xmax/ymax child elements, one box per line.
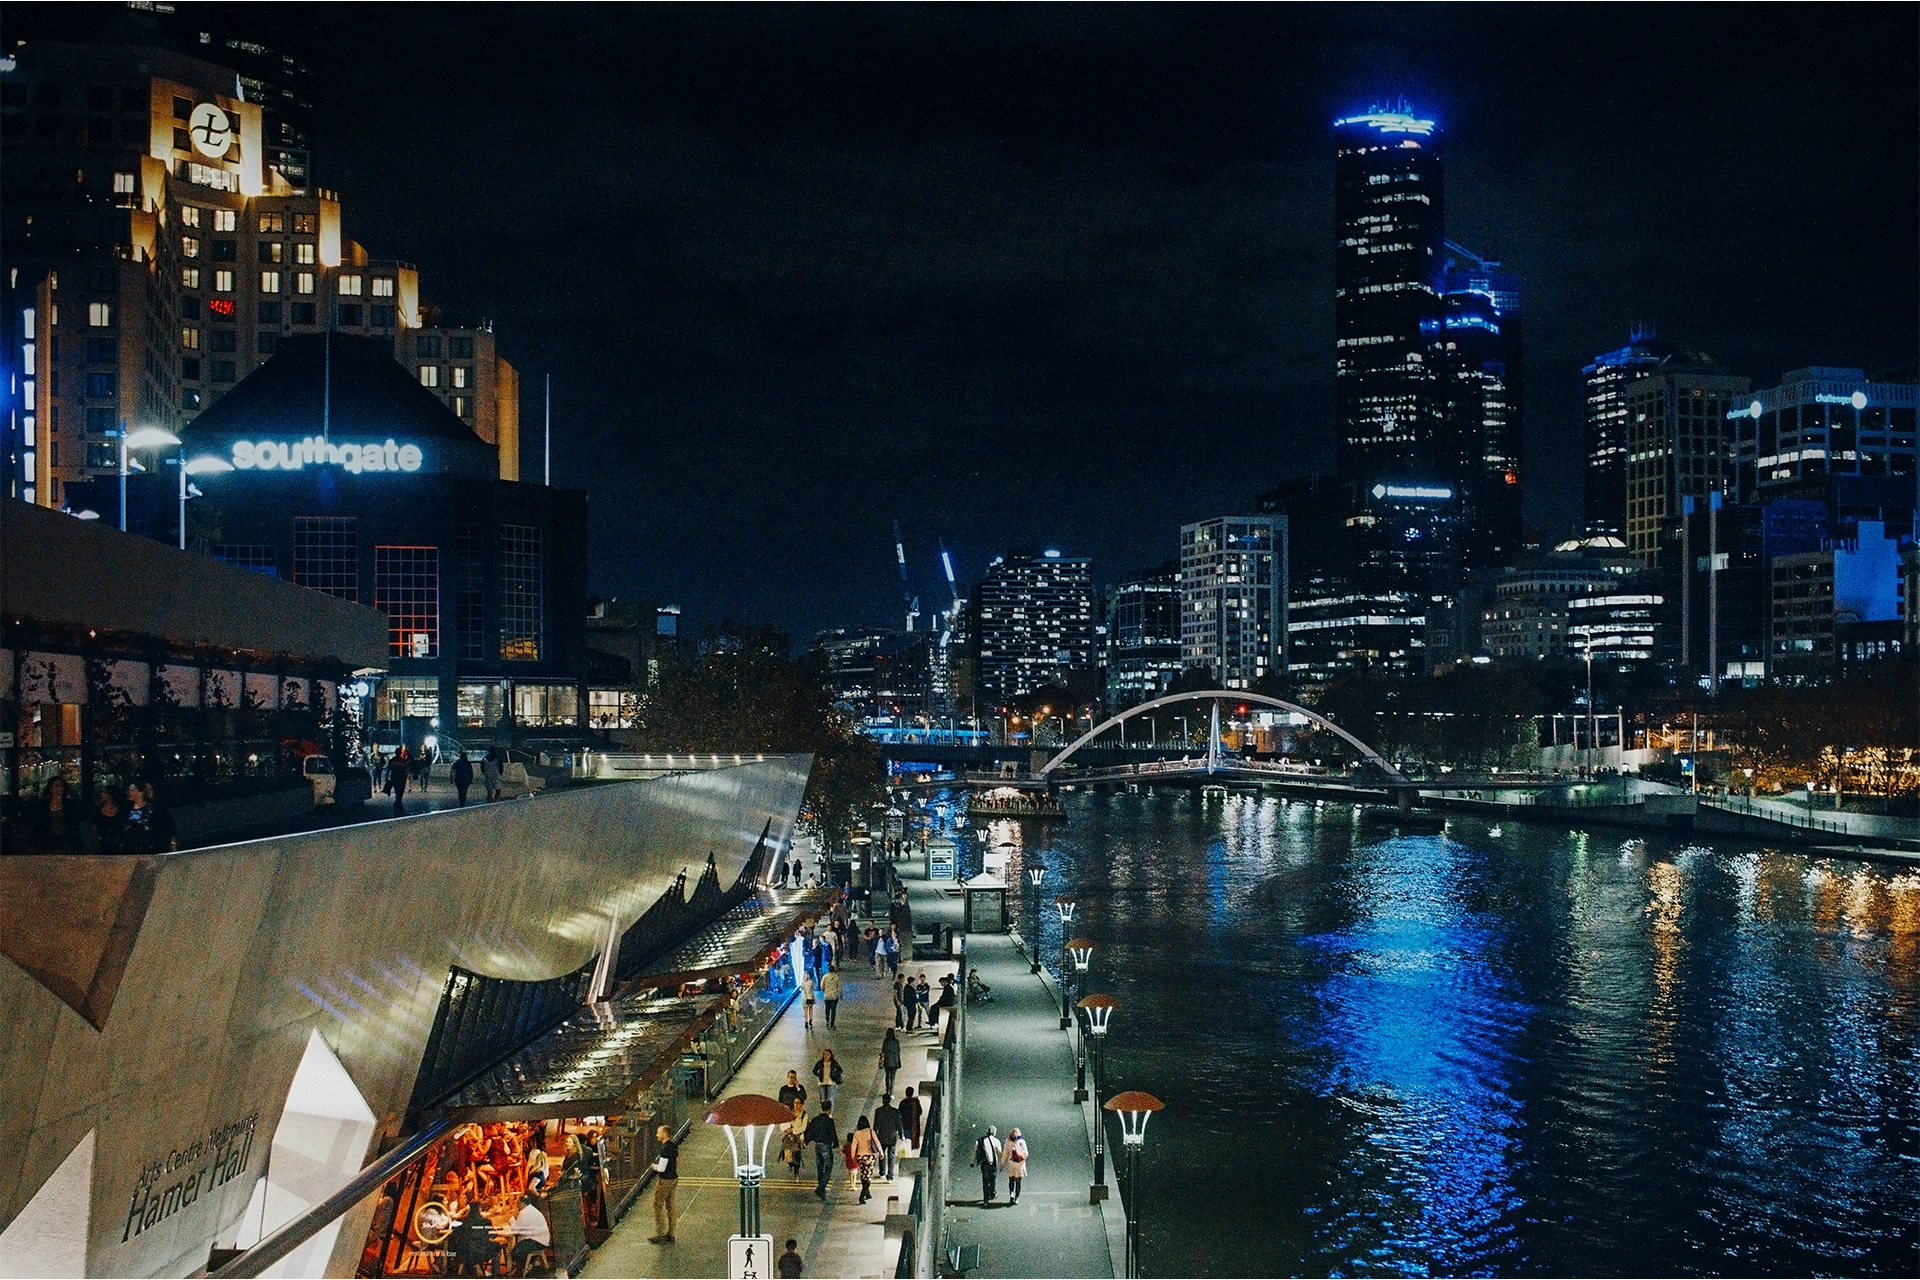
<box><xmin>1103</xmin><ymin>1091</ymin><xmax>1165</xmax><ymax>1279</ymax></box>
<box><xmin>1063</xmin><ymin>938</ymin><xmax>1095</xmax><ymax>1099</ymax></box>
<box><xmin>1052</xmin><ymin>896</ymin><xmax>1078</xmax><ymax>1027</ymax></box>
<box><xmin>119</xmin><ymin>425</ymin><xmax>180</xmax><ymax>531</ymax></box>
<box><xmin>705</xmin><ymin>1094</ymin><xmax>793</xmax><ymax>1239</ymax></box>
<box><xmin>1077</xmin><ymin>994</ymin><xmax>1118</xmax><ymax>1195</ymax></box>
<box><xmin>1026</xmin><ymin>860</ymin><xmax>1046</xmax><ymax>972</ymax></box>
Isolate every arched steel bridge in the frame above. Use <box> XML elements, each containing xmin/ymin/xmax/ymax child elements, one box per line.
<box><xmin>1036</xmin><ymin>689</ymin><xmax>1403</xmax><ymax>780</ymax></box>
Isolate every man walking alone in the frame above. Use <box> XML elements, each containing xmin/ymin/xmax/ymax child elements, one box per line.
<box><xmin>972</xmin><ymin>1125</ymin><xmax>1003</xmax><ymax>1204</ymax></box>
<box><xmin>804</xmin><ymin>1103</ymin><xmax>839</xmax><ymax>1201</ymax></box>
<box><xmin>648</xmin><ymin>1125</ymin><xmax>679</xmax><ymax>1243</ymax></box>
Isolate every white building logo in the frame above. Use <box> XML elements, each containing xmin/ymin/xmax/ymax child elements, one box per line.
<box><xmin>189</xmin><ymin>103</ymin><xmax>233</xmax><ymax>158</ymax></box>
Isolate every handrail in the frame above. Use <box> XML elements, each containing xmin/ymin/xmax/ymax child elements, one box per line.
<box><xmin>210</xmin><ymin>1119</ymin><xmax>454</xmax><ymax>1279</ymax></box>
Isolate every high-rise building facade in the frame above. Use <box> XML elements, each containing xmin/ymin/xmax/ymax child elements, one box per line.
<box><xmin>1179</xmin><ymin>515</ymin><xmax>1286</xmax><ymax>689</ymax></box>
<box><xmin>970</xmin><ymin>550</ymin><xmax>1094</xmax><ymax>708</ymax></box>
<box><xmin>1333</xmin><ymin>106</ymin><xmax>1445</xmax><ymax>492</ymax></box>
<box><xmin>1104</xmin><ymin>563</ymin><xmax>1182</xmax><ymax>708</ymax></box>
<box><xmin>1</xmin><ymin>41</ymin><xmax>518</xmax><ymax>515</ymax></box>
<box><xmin>1441</xmin><ymin>242</ymin><xmax>1523</xmax><ymax>565</ymax></box>
<box><xmin>1734</xmin><ymin>367</ymin><xmax>1918</xmax><ymax>496</ymax></box>
<box><xmin>1622</xmin><ymin>367</ymin><xmax>1750</xmax><ymax>565</ymax></box>
<box><xmin>1582</xmin><ymin>328</ymin><xmax>1684</xmax><ymax>536</ymax></box>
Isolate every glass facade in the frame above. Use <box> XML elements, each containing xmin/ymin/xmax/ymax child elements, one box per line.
<box><xmin>292</xmin><ymin>516</ymin><xmax>358</xmax><ymax>601</ymax></box>
<box><xmin>375</xmin><ymin>676</ymin><xmax>440</xmax><ymax>723</ymax></box>
<box><xmin>499</xmin><ymin>524</ymin><xmax>544</xmax><ymax>662</ymax></box>
<box><xmin>513</xmin><ymin>682</ymin><xmax>577</xmax><ymax>727</ymax></box>
<box><xmin>375</xmin><ymin>546</ymin><xmax>440</xmax><ymax>659</ymax></box>
<box><xmin>456</xmin><ymin>523</ymin><xmax>485</xmax><ymax>663</ymax></box>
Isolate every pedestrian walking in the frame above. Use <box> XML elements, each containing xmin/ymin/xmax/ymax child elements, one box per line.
<box><xmin>899</xmin><ymin>1087</ymin><xmax>923</xmax><ymax>1149</ymax></box>
<box><xmin>648</xmin><ymin>1124</ymin><xmax>678</xmax><ymax>1243</ymax></box>
<box><xmin>801</xmin><ymin>971</ymin><xmax>817</xmax><ymax>1029</ymax></box>
<box><xmin>781</xmin><ymin>1098</ymin><xmax>808</xmax><ymax>1179</ymax></box>
<box><xmin>481</xmin><ymin>749</ymin><xmax>502</xmax><ymax>802</ymax></box>
<box><xmin>812</xmin><ymin>1048</ymin><xmax>843</xmax><ymax>1109</ymax></box>
<box><xmin>886</xmin><ymin>927</ymin><xmax>902</xmax><ymax>977</ymax></box>
<box><xmin>33</xmin><ymin>777</ymin><xmax>83</xmax><ymax>853</ymax></box>
<box><xmin>873</xmin><ymin>1094</ymin><xmax>902</xmax><ymax>1181</ymax></box>
<box><xmin>804</xmin><ymin>1103</ymin><xmax>839</xmax><ymax>1200</ymax></box>
<box><xmin>879</xmin><ymin>1027</ymin><xmax>902</xmax><ymax>1098</ymax></box>
<box><xmin>775</xmin><ymin>856</ymin><xmax>789</xmax><ymax>889</ymax></box>
<box><xmin>865</xmin><ymin>925</ymin><xmax>881</xmax><ymax>971</ymax></box>
<box><xmin>892</xmin><ymin>975</ymin><xmax>906</xmax><ymax>1029</ymax></box>
<box><xmin>850</xmin><ymin>1117</ymin><xmax>879</xmax><ymax>1203</ymax></box>
<box><xmin>1001</xmin><ymin>1128</ymin><xmax>1029</xmax><ymax>1204</ymax></box>
<box><xmin>452</xmin><ymin>750</ymin><xmax>474</xmax><ymax>807</ymax></box>
<box><xmin>777</xmin><ymin>1070</ymin><xmax>808</xmax><ymax>1111</ymax></box>
<box><xmin>777</xmin><ymin>1239</ymin><xmax>804</xmax><ymax>1279</ymax></box>
<box><xmin>971</xmin><ymin>1126</ymin><xmax>1004</xmax><ymax>1204</ymax></box>
<box><xmin>385</xmin><ymin>748</ymin><xmax>409</xmax><ymax>814</ymax></box>
<box><xmin>821</xmin><ymin>967</ymin><xmax>843</xmax><ymax>1029</ymax></box>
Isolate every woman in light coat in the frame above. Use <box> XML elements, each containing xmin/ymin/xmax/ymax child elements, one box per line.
<box><xmin>1000</xmin><ymin>1127</ymin><xmax>1029</xmax><ymax>1205</ymax></box>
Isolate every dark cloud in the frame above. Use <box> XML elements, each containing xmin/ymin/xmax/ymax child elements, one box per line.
<box><xmin>307</xmin><ymin>4</ymin><xmax>1917</xmax><ymax>639</ymax></box>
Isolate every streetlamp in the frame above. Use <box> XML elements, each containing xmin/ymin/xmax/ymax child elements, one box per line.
<box><xmin>1077</xmin><ymin>994</ymin><xmax>1117</xmax><ymax>1195</ymax></box>
<box><xmin>1024</xmin><ymin>860</ymin><xmax>1047</xmax><ymax>972</ymax></box>
<box><xmin>1063</xmin><ymin>939</ymin><xmax>1095</xmax><ymax>1094</ymax></box>
<box><xmin>1052</xmin><ymin>896</ymin><xmax>1078</xmax><ymax>1026</ymax></box>
<box><xmin>706</xmin><ymin>1093</ymin><xmax>793</xmax><ymax>1241</ymax></box>
<box><xmin>178</xmin><ymin>455</ymin><xmax>233</xmax><ymax>549</ymax></box>
<box><xmin>119</xmin><ymin>425</ymin><xmax>181</xmax><ymax>531</ymax></box>
<box><xmin>1104</xmin><ymin>1091</ymin><xmax>1165</xmax><ymax>1279</ymax></box>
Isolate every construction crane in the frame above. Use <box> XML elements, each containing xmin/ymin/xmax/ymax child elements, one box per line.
<box><xmin>937</xmin><ymin>541</ymin><xmax>962</xmax><ymax>648</ymax></box>
<box><xmin>892</xmin><ymin>520</ymin><xmax>921</xmax><ymax>632</ymax></box>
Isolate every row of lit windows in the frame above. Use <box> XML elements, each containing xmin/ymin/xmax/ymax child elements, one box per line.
<box><xmin>179</xmin><ymin>206</ymin><xmax>316</xmax><ymax>235</ymax></box>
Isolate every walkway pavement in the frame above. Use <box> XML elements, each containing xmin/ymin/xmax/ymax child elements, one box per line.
<box><xmin>898</xmin><ymin>861</ymin><xmax>1120</xmax><ymax>1279</ymax></box>
<box><xmin>586</xmin><ymin>916</ymin><xmax>954</xmax><ymax>1280</ymax></box>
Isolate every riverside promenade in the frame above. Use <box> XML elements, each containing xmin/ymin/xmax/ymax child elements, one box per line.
<box><xmin>583</xmin><ymin>852</ymin><xmax>1120</xmax><ymax>1279</ymax></box>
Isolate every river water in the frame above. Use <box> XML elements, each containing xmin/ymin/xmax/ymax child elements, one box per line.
<box><xmin>958</xmin><ymin>789</ymin><xmax>1920</xmax><ymax>1277</ymax></box>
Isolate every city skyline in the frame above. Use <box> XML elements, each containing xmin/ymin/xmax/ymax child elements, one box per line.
<box><xmin>297</xmin><ymin>5</ymin><xmax>1916</xmax><ymax>640</ymax></box>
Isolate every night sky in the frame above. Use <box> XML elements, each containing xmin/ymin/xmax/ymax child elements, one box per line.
<box><xmin>305</xmin><ymin>5</ymin><xmax>1918</xmax><ymax>641</ymax></box>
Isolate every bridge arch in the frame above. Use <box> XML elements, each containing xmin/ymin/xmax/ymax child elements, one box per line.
<box><xmin>1036</xmin><ymin>690</ymin><xmax>1404</xmax><ymax>781</ymax></box>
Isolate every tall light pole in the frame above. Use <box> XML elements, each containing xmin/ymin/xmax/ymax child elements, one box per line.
<box><xmin>179</xmin><ymin>455</ymin><xmax>233</xmax><ymax>549</ymax></box>
<box><xmin>1052</xmin><ymin>896</ymin><xmax>1078</xmax><ymax>1026</ymax></box>
<box><xmin>706</xmin><ymin>1094</ymin><xmax>792</xmax><ymax>1241</ymax></box>
<box><xmin>1077</xmin><ymin>994</ymin><xmax>1117</xmax><ymax>1196</ymax></box>
<box><xmin>1026</xmin><ymin>861</ymin><xmax>1046</xmax><ymax>972</ymax></box>
<box><xmin>119</xmin><ymin>425</ymin><xmax>180</xmax><ymax>531</ymax></box>
<box><xmin>1104</xmin><ymin>1091</ymin><xmax>1165</xmax><ymax>1279</ymax></box>
<box><xmin>1063</xmin><ymin>938</ymin><xmax>1094</xmax><ymax>1100</ymax></box>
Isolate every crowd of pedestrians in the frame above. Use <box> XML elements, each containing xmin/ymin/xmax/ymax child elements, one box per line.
<box><xmin>23</xmin><ymin>776</ymin><xmax>178</xmax><ymax>853</ymax></box>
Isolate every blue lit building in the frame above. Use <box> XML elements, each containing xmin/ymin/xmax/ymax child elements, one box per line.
<box><xmin>1442</xmin><ymin>243</ymin><xmax>1523</xmax><ymax>565</ymax></box>
<box><xmin>1333</xmin><ymin>105</ymin><xmax>1446</xmax><ymax>494</ymax></box>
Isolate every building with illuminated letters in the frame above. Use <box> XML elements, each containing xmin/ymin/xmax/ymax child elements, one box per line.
<box><xmin>0</xmin><ymin>40</ymin><xmax>521</xmax><ymax>517</ymax></box>
<box><xmin>166</xmin><ymin>333</ymin><xmax>588</xmax><ymax>746</ymax></box>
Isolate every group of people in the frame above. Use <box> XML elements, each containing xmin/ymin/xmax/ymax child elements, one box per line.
<box><xmin>26</xmin><ymin>776</ymin><xmax>177</xmax><ymax>853</ymax></box>
<box><xmin>893</xmin><ymin>971</ymin><xmax>956</xmax><ymax>1031</ymax></box>
<box><xmin>384</xmin><ymin>745</ymin><xmax>509</xmax><ymax>813</ymax></box>
<box><xmin>777</xmin><ymin>1067</ymin><xmax>927</xmax><ymax>1206</ymax></box>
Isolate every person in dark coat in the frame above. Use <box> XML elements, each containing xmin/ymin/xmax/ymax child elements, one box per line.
<box><xmin>451</xmin><ymin>751</ymin><xmax>475</xmax><ymax>806</ymax></box>
<box><xmin>386</xmin><ymin>748</ymin><xmax>409</xmax><ymax>814</ymax></box>
<box><xmin>873</xmin><ymin>1093</ymin><xmax>902</xmax><ymax>1181</ymax></box>
<box><xmin>803</xmin><ymin>1103</ymin><xmax>839</xmax><ymax>1200</ymax></box>
<box><xmin>879</xmin><ymin>1028</ymin><xmax>902</xmax><ymax>1098</ymax></box>
<box><xmin>971</xmin><ymin>1126</ymin><xmax>1003</xmax><ymax>1204</ymax></box>
<box><xmin>777</xmin><ymin>1070</ymin><xmax>808</xmax><ymax>1111</ymax></box>
<box><xmin>898</xmin><ymin>1087</ymin><xmax>923</xmax><ymax>1149</ymax></box>
<box><xmin>91</xmin><ymin>788</ymin><xmax>126</xmax><ymax>854</ymax></box>
<box><xmin>34</xmin><ymin>777</ymin><xmax>82</xmax><ymax>853</ymax></box>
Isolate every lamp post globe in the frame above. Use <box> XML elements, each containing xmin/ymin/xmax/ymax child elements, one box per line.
<box><xmin>119</xmin><ymin>425</ymin><xmax>180</xmax><ymax>532</ymax></box>
<box><xmin>1063</xmin><ymin>937</ymin><xmax>1095</xmax><ymax>1042</ymax></box>
<box><xmin>1052</xmin><ymin>899</ymin><xmax>1079</xmax><ymax>1024</ymax></box>
<box><xmin>1024</xmin><ymin>861</ymin><xmax>1047</xmax><ymax>971</ymax></box>
<box><xmin>1077</xmin><ymin>994</ymin><xmax>1119</xmax><ymax>1192</ymax></box>
<box><xmin>1103</xmin><ymin>1090</ymin><xmax>1166</xmax><ymax>1279</ymax></box>
<box><xmin>179</xmin><ymin>455</ymin><xmax>233</xmax><ymax>549</ymax></box>
<box><xmin>706</xmin><ymin>1094</ymin><xmax>794</xmax><ymax>1238</ymax></box>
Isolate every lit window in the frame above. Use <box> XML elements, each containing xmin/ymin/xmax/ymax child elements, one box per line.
<box><xmin>213</xmin><ymin>270</ymin><xmax>234</xmax><ymax>293</ymax></box>
<box><xmin>337</xmin><ymin>274</ymin><xmax>363</xmax><ymax>296</ymax></box>
<box><xmin>181</xmin><ymin>235</ymin><xmax>201</xmax><ymax>258</ymax></box>
<box><xmin>371</xmin><ymin>276</ymin><xmax>394</xmax><ymax>297</ymax></box>
<box><xmin>499</xmin><ymin>525</ymin><xmax>544</xmax><ymax>662</ymax></box>
<box><xmin>112</xmin><ymin>171</ymin><xmax>135</xmax><ymax>194</ymax></box>
<box><xmin>419</xmin><ymin>365</ymin><xmax>439</xmax><ymax>388</ymax></box>
<box><xmin>295</xmin><ymin>272</ymin><xmax>314</xmax><ymax>294</ymax></box>
<box><xmin>212</xmin><ymin>209</ymin><xmax>236</xmax><ymax>231</ymax></box>
<box><xmin>260</xmin><ymin>270</ymin><xmax>281</xmax><ymax>293</ymax></box>
<box><xmin>452</xmin><ymin>366</ymin><xmax>469</xmax><ymax>389</ymax></box>
<box><xmin>261</xmin><ymin>241</ymin><xmax>283</xmax><ymax>263</ymax></box>
<box><xmin>180</xmin><ymin>205</ymin><xmax>202</xmax><ymax>228</ymax></box>
<box><xmin>292</xmin><ymin>212</ymin><xmax>316</xmax><ymax>235</ymax></box>
<box><xmin>180</xmin><ymin>267</ymin><xmax>200</xmax><ymax>289</ymax></box>
<box><xmin>88</xmin><ymin>302</ymin><xmax>112</xmax><ymax>327</ymax></box>
<box><xmin>257</xmin><ymin>212</ymin><xmax>284</xmax><ymax>233</ymax></box>
<box><xmin>451</xmin><ymin>395</ymin><xmax>470</xmax><ymax>418</ymax></box>
<box><xmin>294</xmin><ymin>242</ymin><xmax>315</xmax><ymax>264</ymax></box>
<box><xmin>376</xmin><ymin>546</ymin><xmax>440</xmax><ymax>658</ymax></box>
<box><xmin>181</xmin><ymin>326</ymin><xmax>200</xmax><ymax>349</ymax></box>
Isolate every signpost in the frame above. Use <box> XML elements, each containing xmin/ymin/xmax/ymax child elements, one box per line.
<box><xmin>729</xmin><ymin>1234</ymin><xmax>775</xmax><ymax>1279</ymax></box>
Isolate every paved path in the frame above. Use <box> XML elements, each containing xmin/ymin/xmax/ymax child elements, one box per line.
<box><xmin>586</xmin><ymin>915</ymin><xmax>953</xmax><ymax>1280</ymax></box>
<box><xmin>899</xmin><ymin>860</ymin><xmax>1119</xmax><ymax>1279</ymax></box>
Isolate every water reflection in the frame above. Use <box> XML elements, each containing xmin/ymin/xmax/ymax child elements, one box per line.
<box><xmin>957</xmin><ymin>789</ymin><xmax>1920</xmax><ymax>1277</ymax></box>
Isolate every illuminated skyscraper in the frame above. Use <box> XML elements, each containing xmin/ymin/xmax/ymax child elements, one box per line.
<box><xmin>1583</xmin><ymin>327</ymin><xmax>1675</xmax><ymax>537</ymax></box>
<box><xmin>1333</xmin><ymin>105</ymin><xmax>1446</xmax><ymax>490</ymax></box>
<box><xmin>1442</xmin><ymin>243</ymin><xmax>1523</xmax><ymax>565</ymax></box>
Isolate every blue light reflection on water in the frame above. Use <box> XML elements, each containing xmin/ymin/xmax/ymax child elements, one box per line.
<box><xmin>955</xmin><ymin>790</ymin><xmax>1920</xmax><ymax>1277</ymax></box>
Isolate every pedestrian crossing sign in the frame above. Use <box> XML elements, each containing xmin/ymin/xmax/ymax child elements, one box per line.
<box><xmin>729</xmin><ymin>1234</ymin><xmax>775</xmax><ymax>1279</ymax></box>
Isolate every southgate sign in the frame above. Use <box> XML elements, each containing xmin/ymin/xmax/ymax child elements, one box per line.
<box><xmin>232</xmin><ymin>437</ymin><xmax>424</xmax><ymax>474</ymax></box>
